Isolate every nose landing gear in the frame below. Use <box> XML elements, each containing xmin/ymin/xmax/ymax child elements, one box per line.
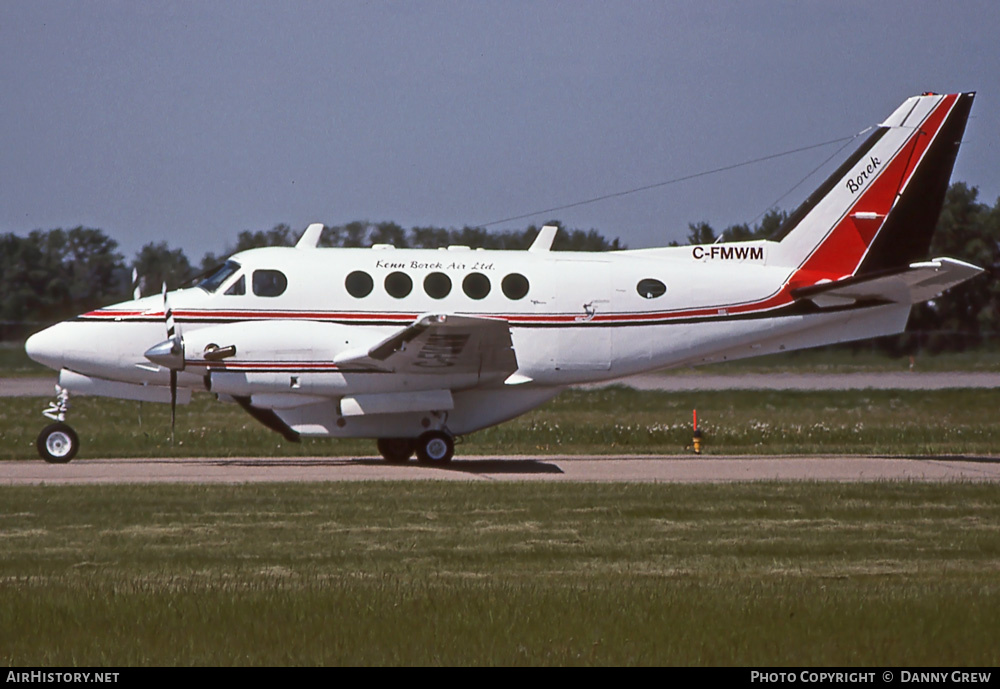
<box><xmin>37</xmin><ymin>423</ymin><xmax>79</xmax><ymax>463</ymax></box>
<box><xmin>36</xmin><ymin>386</ymin><xmax>80</xmax><ymax>463</ymax></box>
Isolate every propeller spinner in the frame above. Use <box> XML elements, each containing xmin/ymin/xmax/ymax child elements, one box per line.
<box><xmin>144</xmin><ymin>283</ymin><xmax>185</xmax><ymax>370</ymax></box>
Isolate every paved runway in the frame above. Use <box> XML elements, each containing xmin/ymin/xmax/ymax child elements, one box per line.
<box><xmin>3</xmin><ymin>454</ymin><xmax>999</xmax><ymax>485</ymax></box>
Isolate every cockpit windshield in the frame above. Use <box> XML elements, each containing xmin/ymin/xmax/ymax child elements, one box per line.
<box><xmin>198</xmin><ymin>260</ymin><xmax>242</xmax><ymax>293</ymax></box>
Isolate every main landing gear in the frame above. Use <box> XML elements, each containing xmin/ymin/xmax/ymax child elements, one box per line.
<box><xmin>376</xmin><ymin>430</ymin><xmax>455</xmax><ymax>465</ymax></box>
<box><xmin>376</xmin><ymin>438</ymin><xmax>414</xmax><ymax>464</ymax></box>
<box><xmin>36</xmin><ymin>386</ymin><xmax>80</xmax><ymax>463</ymax></box>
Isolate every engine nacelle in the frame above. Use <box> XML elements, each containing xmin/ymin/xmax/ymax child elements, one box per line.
<box><xmin>183</xmin><ymin>319</ymin><xmax>383</xmax><ymax>365</ymax></box>
<box><xmin>185</xmin><ymin>319</ymin><xmax>483</xmax><ymax>399</ymax></box>
<box><xmin>178</xmin><ymin>320</ymin><xmax>376</xmax><ymax>397</ymax></box>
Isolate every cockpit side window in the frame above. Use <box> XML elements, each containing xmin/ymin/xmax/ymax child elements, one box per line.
<box><xmin>224</xmin><ymin>275</ymin><xmax>246</xmax><ymax>295</ymax></box>
<box><xmin>198</xmin><ymin>260</ymin><xmax>242</xmax><ymax>293</ymax></box>
<box><xmin>252</xmin><ymin>269</ymin><xmax>288</xmax><ymax>297</ymax></box>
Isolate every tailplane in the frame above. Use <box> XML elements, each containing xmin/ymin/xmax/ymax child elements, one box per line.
<box><xmin>771</xmin><ymin>92</ymin><xmax>975</xmax><ymax>287</ymax></box>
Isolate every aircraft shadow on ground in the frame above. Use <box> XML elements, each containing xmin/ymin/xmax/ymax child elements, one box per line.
<box><xmin>416</xmin><ymin>458</ymin><xmax>565</xmax><ymax>474</ymax></box>
<box><xmin>206</xmin><ymin>457</ymin><xmax>565</xmax><ymax>474</ymax></box>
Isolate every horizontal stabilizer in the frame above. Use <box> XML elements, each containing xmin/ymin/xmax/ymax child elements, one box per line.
<box><xmin>792</xmin><ymin>258</ymin><xmax>982</xmax><ymax>308</ymax></box>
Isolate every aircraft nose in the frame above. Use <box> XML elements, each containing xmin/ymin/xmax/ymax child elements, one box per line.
<box><xmin>25</xmin><ymin>324</ymin><xmax>68</xmax><ymax>371</ymax></box>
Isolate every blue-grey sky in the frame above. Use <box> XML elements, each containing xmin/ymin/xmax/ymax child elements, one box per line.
<box><xmin>2</xmin><ymin>1</ymin><xmax>997</xmax><ymax>261</ymax></box>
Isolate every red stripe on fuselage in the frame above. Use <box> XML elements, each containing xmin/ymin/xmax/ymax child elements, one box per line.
<box><xmin>79</xmin><ymin>288</ymin><xmax>803</xmax><ymax>329</ymax></box>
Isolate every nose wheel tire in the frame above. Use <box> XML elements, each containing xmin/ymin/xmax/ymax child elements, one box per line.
<box><xmin>415</xmin><ymin>431</ymin><xmax>454</xmax><ymax>465</ymax></box>
<box><xmin>377</xmin><ymin>438</ymin><xmax>415</xmax><ymax>464</ymax></box>
<box><xmin>37</xmin><ymin>423</ymin><xmax>79</xmax><ymax>464</ymax></box>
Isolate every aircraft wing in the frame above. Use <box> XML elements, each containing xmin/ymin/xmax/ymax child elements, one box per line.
<box><xmin>791</xmin><ymin>258</ymin><xmax>982</xmax><ymax>308</ymax></box>
<box><xmin>334</xmin><ymin>313</ymin><xmax>518</xmax><ymax>381</ymax></box>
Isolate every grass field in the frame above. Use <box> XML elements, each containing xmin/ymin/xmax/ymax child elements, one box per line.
<box><xmin>3</xmin><ymin>387</ymin><xmax>1000</xmax><ymax>459</ymax></box>
<box><xmin>4</xmin><ymin>344</ymin><xmax>999</xmax><ymax>666</ymax></box>
<box><xmin>2</xmin><ymin>482</ymin><xmax>998</xmax><ymax>666</ymax></box>
<box><xmin>0</xmin><ymin>343</ymin><xmax>47</xmax><ymax>376</ymax></box>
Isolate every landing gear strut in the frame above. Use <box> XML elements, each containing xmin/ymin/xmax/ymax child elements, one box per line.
<box><xmin>36</xmin><ymin>386</ymin><xmax>80</xmax><ymax>463</ymax></box>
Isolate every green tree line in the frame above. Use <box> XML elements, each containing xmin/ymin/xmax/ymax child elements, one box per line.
<box><xmin>0</xmin><ymin>222</ymin><xmax>620</xmax><ymax>338</ymax></box>
<box><xmin>679</xmin><ymin>183</ymin><xmax>1000</xmax><ymax>352</ymax></box>
<box><xmin>2</xmin><ymin>183</ymin><xmax>997</xmax><ymax>351</ymax></box>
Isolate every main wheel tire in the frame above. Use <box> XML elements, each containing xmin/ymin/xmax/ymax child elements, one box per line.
<box><xmin>415</xmin><ymin>431</ymin><xmax>454</xmax><ymax>465</ymax></box>
<box><xmin>377</xmin><ymin>438</ymin><xmax>414</xmax><ymax>464</ymax></box>
<box><xmin>37</xmin><ymin>422</ymin><xmax>79</xmax><ymax>463</ymax></box>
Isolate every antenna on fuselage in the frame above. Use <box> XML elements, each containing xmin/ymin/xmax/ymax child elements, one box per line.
<box><xmin>296</xmin><ymin>223</ymin><xmax>324</xmax><ymax>249</ymax></box>
<box><xmin>528</xmin><ymin>225</ymin><xmax>558</xmax><ymax>252</ymax></box>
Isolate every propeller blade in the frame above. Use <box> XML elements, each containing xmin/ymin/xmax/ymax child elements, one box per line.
<box><xmin>163</xmin><ymin>282</ymin><xmax>178</xmax><ymax>342</ymax></box>
<box><xmin>160</xmin><ymin>282</ymin><xmax>181</xmax><ymax>445</ymax></box>
<box><xmin>146</xmin><ymin>282</ymin><xmax>186</xmax><ymax>369</ymax></box>
<box><xmin>170</xmin><ymin>369</ymin><xmax>177</xmax><ymax>444</ymax></box>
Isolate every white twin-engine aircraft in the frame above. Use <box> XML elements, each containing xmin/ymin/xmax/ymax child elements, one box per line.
<box><xmin>26</xmin><ymin>92</ymin><xmax>981</xmax><ymax>464</ymax></box>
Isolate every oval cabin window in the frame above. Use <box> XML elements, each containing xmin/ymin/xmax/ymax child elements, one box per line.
<box><xmin>385</xmin><ymin>271</ymin><xmax>413</xmax><ymax>299</ymax></box>
<box><xmin>252</xmin><ymin>270</ymin><xmax>288</xmax><ymax>297</ymax></box>
<box><xmin>462</xmin><ymin>273</ymin><xmax>491</xmax><ymax>300</ymax></box>
<box><xmin>636</xmin><ymin>278</ymin><xmax>666</xmax><ymax>299</ymax></box>
<box><xmin>424</xmin><ymin>272</ymin><xmax>452</xmax><ymax>299</ymax></box>
<box><xmin>501</xmin><ymin>273</ymin><xmax>530</xmax><ymax>300</ymax></box>
<box><xmin>345</xmin><ymin>271</ymin><xmax>373</xmax><ymax>298</ymax></box>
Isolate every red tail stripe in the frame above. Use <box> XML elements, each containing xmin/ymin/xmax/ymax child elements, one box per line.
<box><xmin>798</xmin><ymin>94</ymin><xmax>957</xmax><ymax>280</ymax></box>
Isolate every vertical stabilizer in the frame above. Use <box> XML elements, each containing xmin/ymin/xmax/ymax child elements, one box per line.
<box><xmin>771</xmin><ymin>92</ymin><xmax>974</xmax><ymax>284</ymax></box>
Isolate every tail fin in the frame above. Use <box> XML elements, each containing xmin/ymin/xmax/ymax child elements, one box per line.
<box><xmin>771</xmin><ymin>92</ymin><xmax>974</xmax><ymax>284</ymax></box>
